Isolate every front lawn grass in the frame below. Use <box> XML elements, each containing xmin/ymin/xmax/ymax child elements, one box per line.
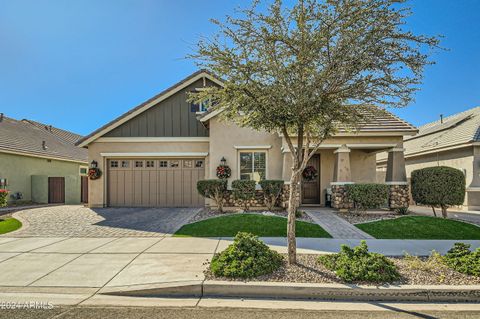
<box><xmin>0</xmin><ymin>218</ymin><xmax>22</xmax><ymax>235</ymax></box>
<box><xmin>356</xmin><ymin>216</ymin><xmax>480</xmax><ymax>240</ymax></box>
<box><xmin>174</xmin><ymin>214</ymin><xmax>332</xmax><ymax>238</ymax></box>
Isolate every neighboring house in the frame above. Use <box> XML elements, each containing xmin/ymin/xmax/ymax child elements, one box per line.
<box><xmin>77</xmin><ymin>70</ymin><xmax>417</xmax><ymax>209</ymax></box>
<box><xmin>377</xmin><ymin>106</ymin><xmax>480</xmax><ymax>211</ymax></box>
<box><xmin>0</xmin><ymin>114</ymin><xmax>88</xmax><ymax>205</ymax></box>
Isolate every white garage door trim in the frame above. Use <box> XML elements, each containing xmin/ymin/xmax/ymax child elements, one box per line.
<box><xmin>101</xmin><ymin>152</ymin><xmax>209</xmax><ymax>157</ymax></box>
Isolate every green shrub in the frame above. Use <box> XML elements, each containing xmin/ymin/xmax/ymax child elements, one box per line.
<box><xmin>0</xmin><ymin>190</ymin><xmax>8</xmax><ymax>207</ymax></box>
<box><xmin>345</xmin><ymin>184</ymin><xmax>389</xmax><ymax>212</ymax></box>
<box><xmin>395</xmin><ymin>207</ymin><xmax>409</xmax><ymax>215</ymax></box>
<box><xmin>210</xmin><ymin>232</ymin><xmax>283</xmax><ymax>278</ymax></box>
<box><xmin>295</xmin><ymin>210</ymin><xmax>304</xmax><ymax>218</ymax></box>
<box><xmin>259</xmin><ymin>180</ymin><xmax>284</xmax><ymax>211</ymax></box>
<box><xmin>232</xmin><ymin>180</ymin><xmax>256</xmax><ymax>211</ymax></box>
<box><xmin>318</xmin><ymin>240</ymin><xmax>400</xmax><ymax>283</ymax></box>
<box><xmin>197</xmin><ymin>179</ymin><xmax>227</xmax><ymax>213</ymax></box>
<box><xmin>411</xmin><ymin>166</ymin><xmax>465</xmax><ymax>218</ymax></box>
<box><xmin>443</xmin><ymin>243</ymin><xmax>480</xmax><ymax>276</ymax></box>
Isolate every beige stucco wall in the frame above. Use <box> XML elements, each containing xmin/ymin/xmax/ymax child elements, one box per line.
<box><xmin>208</xmin><ymin>118</ymin><xmax>283</xmax><ymax>186</ymax></box>
<box><xmin>0</xmin><ymin>152</ymin><xmax>86</xmax><ymax>204</ymax></box>
<box><xmin>87</xmin><ymin>141</ymin><xmax>209</xmax><ymax>207</ymax></box>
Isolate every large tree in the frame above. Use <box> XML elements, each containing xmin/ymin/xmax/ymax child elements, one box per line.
<box><xmin>189</xmin><ymin>0</ymin><xmax>439</xmax><ymax>264</ymax></box>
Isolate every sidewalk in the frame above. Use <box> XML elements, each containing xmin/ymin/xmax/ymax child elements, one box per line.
<box><xmin>0</xmin><ymin>236</ymin><xmax>479</xmax><ymax>293</ymax></box>
<box><xmin>304</xmin><ymin>208</ymin><xmax>374</xmax><ymax>239</ymax></box>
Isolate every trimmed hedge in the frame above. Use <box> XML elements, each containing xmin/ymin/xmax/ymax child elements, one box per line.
<box><xmin>345</xmin><ymin>183</ymin><xmax>389</xmax><ymax>212</ymax></box>
<box><xmin>259</xmin><ymin>180</ymin><xmax>284</xmax><ymax>211</ymax></box>
<box><xmin>411</xmin><ymin>166</ymin><xmax>465</xmax><ymax>218</ymax></box>
<box><xmin>318</xmin><ymin>241</ymin><xmax>400</xmax><ymax>283</ymax></box>
<box><xmin>232</xmin><ymin>180</ymin><xmax>256</xmax><ymax>211</ymax></box>
<box><xmin>197</xmin><ymin>179</ymin><xmax>227</xmax><ymax>212</ymax></box>
<box><xmin>210</xmin><ymin>232</ymin><xmax>283</xmax><ymax>278</ymax></box>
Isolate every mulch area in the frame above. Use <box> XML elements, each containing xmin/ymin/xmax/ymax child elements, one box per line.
<box><xmin>334</xmin><ymin>211</ymin><xmax>400</xmax><ymax>225</ymax></box>
<box><xmin>189</xmin><ymin>209</ymin><xmax>315</xmax><ymax>224</ymax></box>
<box><xmin>204</xmin><ymin>254</ymin><xmax>480</xmax><ymax>286</ymax></box>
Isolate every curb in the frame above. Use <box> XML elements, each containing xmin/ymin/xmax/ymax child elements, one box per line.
<box><xmin>99</xmin><ymin>280</ymin><xmax>480</xmax><ymax>302</ymax></box>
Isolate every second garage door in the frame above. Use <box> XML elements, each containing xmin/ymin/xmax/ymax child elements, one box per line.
<box><xmin>107</xmin><ymin>158</ymin><xmax>205</xmax><ymax>207</ymax></box>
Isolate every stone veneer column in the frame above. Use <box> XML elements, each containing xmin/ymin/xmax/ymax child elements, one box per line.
<box><xmin>331</xmin><ymin>145</ymin><xmax>354</xmax><ymax>210</ymax></box>
<box><xmin>385</xmin><ymin>145</ymin><xmax>409</xmax><ymax>209</ymax></box>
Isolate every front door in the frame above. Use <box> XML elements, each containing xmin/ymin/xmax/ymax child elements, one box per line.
<box><xmin>301</xmin><ymin>154</ymin><xmax>320</xmax><ymax>204</ymax></box>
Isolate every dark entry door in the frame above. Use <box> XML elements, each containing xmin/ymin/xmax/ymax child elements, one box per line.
<box><xmin>81</xmin><ymin>176</ymin><xmax>88</xmax><ymax>203</ymax></box>
<box><xmin>48</xmin><ymin>177</ymin><xmax>65</xmax><ymax>204</ymax></box>
<box><xmin>302</xmin><ymin>154</ymin><xmax>320</xmax><ymax>204</ymax></box>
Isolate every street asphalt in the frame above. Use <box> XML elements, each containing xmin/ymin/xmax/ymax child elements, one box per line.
<box><xmin>0</xmin><ymin>305</ymin><xmax>479</xmax><ymax>319</ymax></box>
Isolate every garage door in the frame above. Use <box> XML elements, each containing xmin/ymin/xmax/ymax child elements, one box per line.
<box><xmin>107</xmin><ymin>158</ymin><xmax>205</xmax><ymax>207</ymax></box>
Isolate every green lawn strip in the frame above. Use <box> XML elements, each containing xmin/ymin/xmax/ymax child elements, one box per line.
<box><xmin>0</xmin><ymin>218</ymin><xmax>22</xmax><ymax>235</ymax></box>
<box><xmin>356</xmin><ymin>216</ymin><xmax>480</xmax><ymax>240</ymax></box>
<box><xmin>174</xmin><ymin>214</ymin><xmax>332</xmax><ymax>238</ymax></box>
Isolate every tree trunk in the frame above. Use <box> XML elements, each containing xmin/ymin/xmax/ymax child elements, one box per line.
<box><xmin>215</xmin><ymin>191</ymin><xmax>224</xmax><ymax>213</ymax></box>
<box><xmin>287</xmin><ymin>172</ymin><xmax>301</xmax><ymax>265</ymax></box>
<box><xmin>431</xmin><ymin>206</ymin><xmax>437</xmax><ymax>217</ymax></box>
<box><xmin>441</xmin><ymin>205</ymin><xmax>448</xmax><ymax>219</ymax></box>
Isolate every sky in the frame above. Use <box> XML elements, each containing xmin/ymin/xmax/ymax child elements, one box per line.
<box><xmin>1</xmin><ymin>0</ymin><xmax>479</xmax><ymax>135</ymax></box>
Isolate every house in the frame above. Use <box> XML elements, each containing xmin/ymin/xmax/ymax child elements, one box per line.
<box><xmin>77</xmin><ymin>70</ymin><xmax>417</xmax><ymax>209</ymax></box>
<box><xmin>377</xmin><ymin>106</ymin><xmax>480</xmax><ymax>211</ymax></box>
<box><xmin>0</xmin><ymin>114</ymin><xmax>88</xmax><ymax>205</ymax></box>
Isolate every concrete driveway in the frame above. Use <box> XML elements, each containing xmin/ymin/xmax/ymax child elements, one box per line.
<box><xmin>7</xmin><ymin>205</ymin><xmax>201</xmax><ymax>237</ymax></box>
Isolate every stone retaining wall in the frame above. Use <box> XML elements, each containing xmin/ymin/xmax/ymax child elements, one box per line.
<box><xmin>388</xmin><ymin>184</ymin><xmax>410</xmax><ymax>209</ymax></box>
<box><xmin>222</xmin><ymin>184</ymin><xmax>295</xmax><ymax>209</ymax></box>
<box><xmin>331</xmin><ymin>185</ymin><xmax>353</xmax><ymax>210</ymax></box>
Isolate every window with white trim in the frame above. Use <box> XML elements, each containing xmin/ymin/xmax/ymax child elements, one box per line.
<box><xmin>239</xmin><ymin>151</ymin><xmax>266</xmax><ymax>182</ymax></box>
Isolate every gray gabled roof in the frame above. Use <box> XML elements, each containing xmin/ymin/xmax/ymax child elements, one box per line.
<box><xmin>0</xmin><ymin>115</ymin><xmax>88</xmax><ymax>163</ymax></box>
<box><xmin>403</xmin><ymin>106</ymin><xmax>480</xmax><ymax>155</ymax></box>
<box><xmin>378</xmin><ymin>106</ymin><xmax>480</xmax><ymax>162</ymax></box>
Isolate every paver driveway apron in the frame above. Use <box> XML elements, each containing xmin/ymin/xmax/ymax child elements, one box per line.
<box><xmin>8</xmin><ymin>205</ymin><xmax>200</xmax><ymax>237</ymax></box>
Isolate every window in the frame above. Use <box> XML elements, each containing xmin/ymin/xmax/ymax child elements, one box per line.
<box><xmin>170</xmin><ymin>160</ymin><xmax>179</xmax><ymax>168</ymax></box>
<box><xmin>121</xmin><ymin>160</ymin><xmax>129</xmax><ymax>168</ymax></box>
<box><xmin>183</xmin><ymin>160</ymin><xmax>193</xmax><ymax>168</ymax></box>
<box><xmin>195</xmin><ymin>160</ymin><xmax>204</xmax><ymax>168</ymax></box>
<box><xmin>135</xmin><ymin>161</ymin><xmax>143</xmax><ymax>168</ymax></box>
<box><xmin>110</xmin><ymin>161</ymin><xmax>118</xmax><ymax>168</ymax></box>
<box><xmin>146</xmin><ymin>160</ymin><xmax>155</xmax><ymax>168</ymax></box>
<box><xmin>239</xmin><ymin>151</ymin><xmax>266</xmax><ymax>182</ymax></box>
<box><xmin>159</xmin><ymin>160</ymin><xmax>168</xmax><ymax>168</ymax></box>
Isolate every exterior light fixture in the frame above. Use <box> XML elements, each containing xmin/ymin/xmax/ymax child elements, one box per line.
<box><xmin>90</xmin><ymin>160</ymin><xmax>98</xmax><ymax>168</ymax></box>
<box><xmin>220</xmin><ymin>157</ymin><xmax>227</xmax><ymax>166</ymax></box>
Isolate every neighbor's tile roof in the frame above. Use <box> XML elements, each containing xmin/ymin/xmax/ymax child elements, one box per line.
<box><xmin>22</xmin><ymin>119</ymin><xmax>83</xmax><ymax>144</ymax></box>
<box><xmin>378</xmin><ymin>106</ymin><xmax>480</xmax><ymax>162</ymax></box>
<box><xmin>0</xmin><ymin>115</ymin><xmax>88</xmax><ymax>163</ymax></box>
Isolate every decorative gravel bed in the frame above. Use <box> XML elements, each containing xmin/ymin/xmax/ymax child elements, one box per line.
<box><xmin>204</xmin><ymin>254</ymin><xmax>480</xmax><ymax>286</ymax></box>
<box><xmin>334</xmin><ymin>211</ymin><xmax>400</xmax><ymax>225</ymax></box>
<box><xmin>189</xmin><ymin>208</ymin><xmax>315</xmax><ymax>223</ymax></box>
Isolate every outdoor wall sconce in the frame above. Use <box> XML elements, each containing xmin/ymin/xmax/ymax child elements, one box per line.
<box><xmin>90</xmin><ymin>160</ymin><xmax>98</xmax><ymax>168</ymax></box>
<box><xmin>220</xmin><ymin>156</ymin><xmax>227</xmax><ymax>166</ymax></box>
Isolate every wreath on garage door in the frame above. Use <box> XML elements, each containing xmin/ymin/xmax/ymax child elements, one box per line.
<box><xmin>88</xmin><ymin>168</ymin><xmax>102</xmax><ymax>180</ymax></box>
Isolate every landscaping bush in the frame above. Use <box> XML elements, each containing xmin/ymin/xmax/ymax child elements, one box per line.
<box><xmin>259</xmin><ymin>180</ymin><xmax>284</xmax><ymax>210</ymax></box>
<box><xmin>197</xmin><ymin>179</ymin><xmax>227</xmax><ymax>213</ymax></box>
<box><xmin>345</xmin><ymin>184</ymin><xmax>389</xmax><ymax>212</ymax></box>
<box><xmin>411</xmin><ymin>166</ymin><xmax>465</xmax><ymax>218</ymax></box>
<box><xmin>232</xmin><ymin>180</ymin><xmax>256</xmax><ymax>211</ymax></box>
<box><xmin>0</xmin><ymin>190</ymin><xmax>8</xmax><ymax>207</ymax></box>
<box><xmin>210</xmin><ymin>232</ymin><xmax>283</xmax><ymax>278</ymax></box>
<box><xmin>318</xmin><ymin>240</ymin><xmax>400</xmax><ymax>283</ymax></box>
<box><xmin>443</xmin><ymin>243</ymin><xmax>480</xmax><ymax>277</ymax></box>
